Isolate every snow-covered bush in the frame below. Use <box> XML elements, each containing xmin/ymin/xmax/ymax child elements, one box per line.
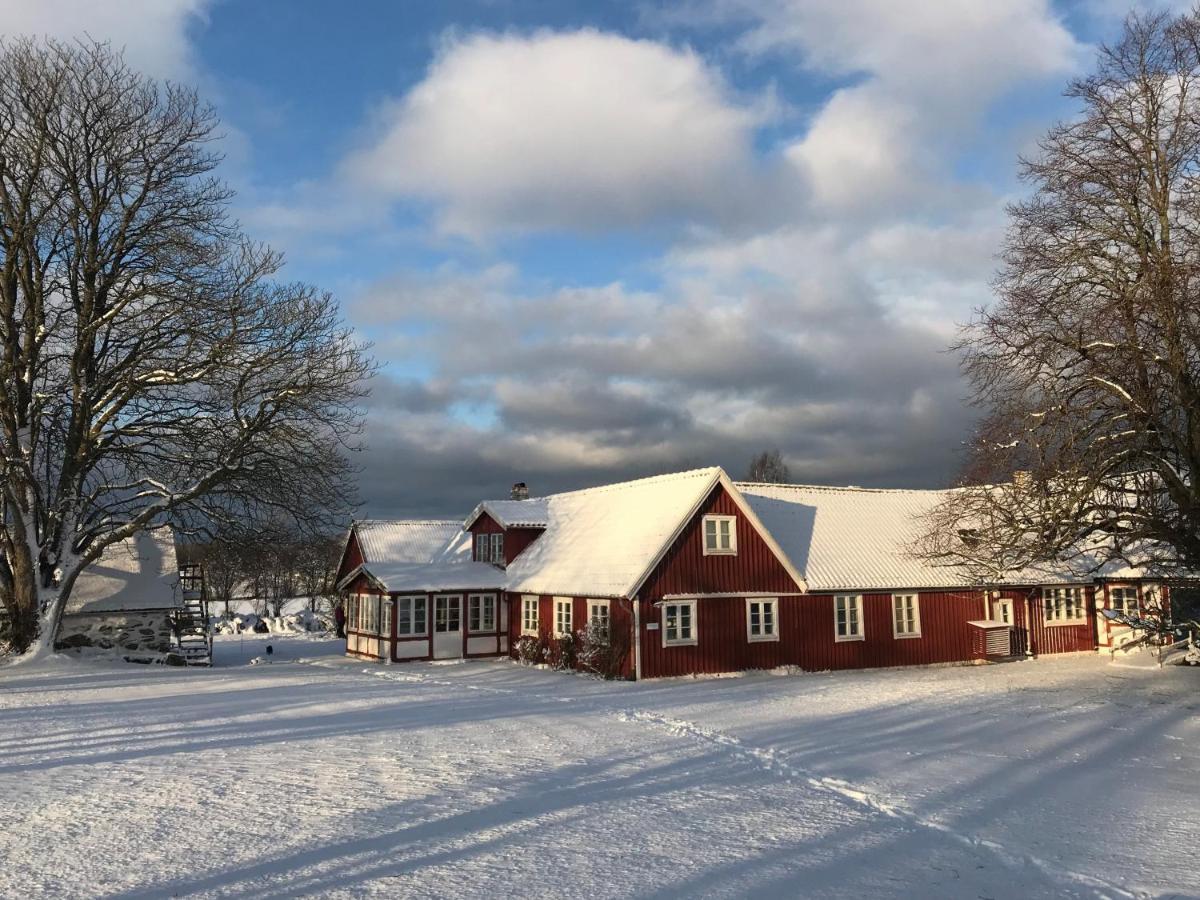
<box><xmin>551</xmin><ymin>633</ymin><xmax>577</xmax><ymax>670</ymax></box>
<box><xmin>210</xmin><ymin>609</ymin><xmax>332</xmax><ymax>636</ymax></box>
<box><xmin>515</xmin><ymin>635</ymin><xmax>547</xmax><ymax>665</ymax></box>
<box><xmin>577</xmin><ymin>620</ymin><xmax>629</xmax><ymax>680</ymax></box>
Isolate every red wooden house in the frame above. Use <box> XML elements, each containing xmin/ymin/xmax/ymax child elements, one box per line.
<box><xmin>735</xmin><ymin>482</ymin><xmax>1169</xmax><ymax>671</ymax></box>
<box><xmin>336</xmin><ymin>468</ymin><xmax>1173</xmax><ymax>679</ymax></box>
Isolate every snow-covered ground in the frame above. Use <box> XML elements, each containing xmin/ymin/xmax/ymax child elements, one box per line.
<box><xmin>1</xmin><ymin>639</ymin><xmax>1197</xmax><ymax>899</ymax></box>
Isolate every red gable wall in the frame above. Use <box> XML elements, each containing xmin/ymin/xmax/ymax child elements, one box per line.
<box><xmin>639</xmin><ymin>482</ymin><xmax>799</xmax><ymax>600</ymax></box>
<box><xmin>637</xmin><ymin>483</ymin><xmax>802</xmax><ymax>678</ymax></box>
<box><xmin>336</xmin><ymin>530</ymin><xmax>365</xmax><ymax>583</ymax></box>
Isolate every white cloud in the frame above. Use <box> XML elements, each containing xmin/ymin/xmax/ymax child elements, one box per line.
<box><xmin>0</xmin><ymin>0</ymin><xmax>210</xmax><ymax>83</ymax></box>
<box><xmin>708</xmin><ymin>0</ymin><xmax>1083</xmax><ymax>215</ymax></box>
<box><xmin>342</xmin><ymin>29</ymin><xmax>777</xmax><ymax>237</ymax></box>
<box><xmin>720</xmin><ymin>0</ymin><xmax>1080</xmax><ymax>96</ymax></box>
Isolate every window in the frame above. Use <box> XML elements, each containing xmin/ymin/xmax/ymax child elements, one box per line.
<box><xmin>469</xmin><ymin>593</ymin><xmax>497</xmax><ymax>632</ymax></box>
<box><xmin>1110</xmin><ymin>586</ymin><xmax>1138</xmax><ymax>616</ymax></box>
<box><xmin>746</xmin><ymin>598</ymin><xmax>779</xmax><ymax>642</ymax></box>
<box><xmin>490</xmin><ymin>533</ymin><xmax>505</xmax><ymax>564</ymax></box>
<box><xmin>554</xmin><ymin>597</ymin><xmax>573</xmax><ymax>637</ymax></box>
<box><xmin>662</xmin><ymin>600</ymin><xmax>697</xmax><ymax>646</ymax></box>
<box><xmin>345</xmin><ymin>595</ymin><xmax>357</xmax><ymax>632</ymax></box>
<box><xmin>1043</xmin><ymin>587</ymin><xmax>1086</xmax><ymax>624</ymax></box>
<box><xmin>474</xmin><ymin>533</ymin><xmax>488</xmax><ymax>562</ymax></box>
<box><xmin>396</xmin><ymin>596</ymin><xmax>428</xmax><ymax>637</ymax></box>
<box><xmin>380</xmin><ymin>599</ymin><xmax>393</xmax><ymax>638</ymax></box>
<box><xmin>702</xmin><ymin>515</ymin><xmax>737</xmax><ymax>555</ymax></box>
<box><xmin>522</xmin><ymin>595</ymin><xmax>539</xmax><ymax>636</ymax></box>
<box><xmin>892</xmin><ymin>594</ymin><xmax>921</xmax><ymax>638</ymax></box>
<box><xmin>835</xmin><ymin>594</ymin><xmax>864</xmax><ymax>641</ymax></box>
<box><xmin>588</xmin><ymin>599</ymin><xmax>610</xmax><ymax>636</ymax></box>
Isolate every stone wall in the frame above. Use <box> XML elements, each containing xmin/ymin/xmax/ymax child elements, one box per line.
<box><xmin>56</xmin><ymin>609</ymin><xmax>176</xmax><ymax>660</ymax></box>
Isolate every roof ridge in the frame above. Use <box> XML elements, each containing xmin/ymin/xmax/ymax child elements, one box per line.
<box><xmin>484</xmin><ymin>466</ymin><xmax>722</xmax><ymax>505</ymax></box>
<box><xmin>734</xmin><ymin>481</ymin><xmax>950</xmax><ymax>495</ymax></box>
<box><xmin>357</xmin><ymin>518</ymin><xmax>462</xmax><ymax>526</ymax></box>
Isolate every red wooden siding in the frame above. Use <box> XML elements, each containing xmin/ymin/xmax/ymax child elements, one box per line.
<box><xmin>794</xmin><ymin>590</ymin><xmax>989</xmax><ymax>672</ymax></box>
<box><xmin>505</xmin><ymin>592</ymin><xmax>634</xmax><ymax>678</ymax></box>
<box><xmin>505</xmin><ymin>527</ymin><xmax>543</xmax><ymax>564</ymax></box>
<box><xmin>336</xmin><ymin>531</ymin><xmax>364</xmax><ymax>583</ymax></box>
<box><xmin>637</xmin><ymin>483</ymin><xmax>803</xmax><ymax>678</ymax></box>
<box><xmin>640</xmin><ymin>596</ymin><xmax>802</xmax><ymax>677</ymax></box>
<box><xmin>1002</xmin><ymin>587</ymin><xmax>1096</xmax><ymax>656</ymax></box>
<box><xmin>638</xmin><ymin>484</ymin><xmax>800</xmax><ymax>601</ymax></box>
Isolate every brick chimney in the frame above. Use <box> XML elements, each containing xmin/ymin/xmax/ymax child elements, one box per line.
<box><xmin>511</xmin><ymin>482</ymin><xmax>529</xmax><ymax>500</ymax></box>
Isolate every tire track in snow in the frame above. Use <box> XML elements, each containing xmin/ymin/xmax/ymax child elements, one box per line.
<box><xmin>614</xmin><ymin>708</ymin><xmax>1145</xmax><ymax>900</ymax></box>
<box><xmin>299</xmin><ymin>659</ymin><xmax>1144</xmax><ymax>897</ymax></box>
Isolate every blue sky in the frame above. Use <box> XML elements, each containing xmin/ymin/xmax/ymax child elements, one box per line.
<box><xmin>0</xmin><ymin>0</ymin><xmax>1182</xmax><ymax>515</ymax></box>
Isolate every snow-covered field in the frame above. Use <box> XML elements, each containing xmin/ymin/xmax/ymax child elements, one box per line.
<box><xmin>1</xmin><ymin>639</ymin><xmax>1197</xmax><ymax>899</ymax></box>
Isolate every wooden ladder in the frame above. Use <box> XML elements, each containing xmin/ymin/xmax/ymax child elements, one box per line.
<box><xmin>176</xmin><ymin>564</ymin><xmax>212</xmax><ymax>666</ymax></box>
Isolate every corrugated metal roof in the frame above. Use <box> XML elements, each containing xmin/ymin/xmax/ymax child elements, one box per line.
<box><xmin>354</xmin><ymin>520</ymin><xmax>463</xmax><ymax>567</ymax></box>
<box><xmin>735</xmin><ymin>482</ymin><xmax>1162</xmax><ymax>591</ymax></box>
<box><xmin>65</xmin><ymin>529</ymin><xmax>181</xmax><ymax>613</ymax></box>
<box><xmin>466</xmin><ymin>498</ymin><xmax>550</xmax><ymax>529</ymax></box>
<box><xmin>736</xmin><ymin>483</ymin><xmax>969</xmax><ymax>592</ymax></box>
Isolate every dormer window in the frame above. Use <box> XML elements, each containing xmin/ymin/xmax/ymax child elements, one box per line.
<box><xmin>474</xmin><ymin>532</ymin><xmax>505</xmax><ymax>565</ymax></box>
<box><xmin>702</xmin><ymin>515</ymin><xmax>737</xmax><ymax>556</ymax></box>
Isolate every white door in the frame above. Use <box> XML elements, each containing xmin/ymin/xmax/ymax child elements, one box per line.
<box><xmin>433</xmin><ymin>595</ymin><xmax>463</xmax><ymax>659</ymax></box>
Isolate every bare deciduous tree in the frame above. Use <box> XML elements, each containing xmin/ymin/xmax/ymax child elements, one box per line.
<box><xmin>920</xmin><ymin>11</ymin><xmax>1200</xmax><ymax>580</ymax></box>
<box><xmin>0</xmin><ymin>40</ymin><xmax>372</xmax><ymax>658</ymax></box>
<box><xmin>745</xmin><ymin>449</ymin><xmax>791</xmax><ymax>484</ymax></box>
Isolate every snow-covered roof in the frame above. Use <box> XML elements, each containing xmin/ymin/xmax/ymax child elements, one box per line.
<box><xmin>357</xmin><ymin>561</ymin><xmax>505</xmax><ymax>593</ymax></box>
<box><xmin>736</xmin><ymin>482</ymin><xmax>1167</xmax><ymax>591</ymax></box>
<box><xmin>498</xmin><ymin>467</ymin><xmax>804</xmax><ymax>598</ymax></box>
<box><xmin>465</xmin><ymin>498</ymin><xmax>550</xmax><ymax>529</ymax></box>
<box><xmin>354</xmin><ymin>520</ymin><xmax>463</xmax><ymax>567</ymax></box>
<box><xmin>343</xmin><ymin>520</ymin><xmax>502</xmax><ymax>593</ymax></box>
<box><xmin>64</xmin><ymin>529</ymin><xmax>181</xmax><ymax>614</ymax></box>
<box><xmin>736</xmin><ymin>483</ymin><xmax>970</xmax><ymax>592</ymax></box>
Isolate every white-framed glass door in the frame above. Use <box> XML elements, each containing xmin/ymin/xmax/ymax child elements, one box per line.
<box><xmin>433</xmin><ymin>595</ymin><xmax>463</xmax><ymax>659</ymax></box>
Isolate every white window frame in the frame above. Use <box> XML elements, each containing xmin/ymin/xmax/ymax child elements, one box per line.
<box><xmin>702</xmin><ymin>515</ymin><xmax>737</xmax><ymax>556</ymax></box>
<box><xmin>834</xmin><ymin>594</ymin><xmax>864</xmax><ymax>642</ymax></box>
<box><xmin>490</xmin><ymin>532</ymin><xmax>505</xmax><ymax>564</ymax></box>
<box><xmin>746</xmin><ymin>597</ymin><xmax>779</xmax><ymax>642</ymax></box>
<box><xmin>891</xmin><ymin>593</ymin><xmax>921</xmax><ymax>638</ymax></box>
<box><xmin>1109</xmin><ymin>585</ymin><xmax>1138</xmax><ymax>616</ymax></box>
<box><xmin>521</xmin><ymin>595</ymin><xmax>539</xmax><ymax>636</ymax></box>
<box><xmin>380</xmin><ymin>598</ymin><xmax>393</xmax><ymax>638</ymax></box>
<box><xmin>1043</xmin><ymin>586</ymin><xmax>1087</xmax><ymax>625</ymax></box>
<box><xmin>468</xmin><ymin>593</ymin><xmax>497</xmax><ymax>633</ymax></box>
<box><xmin>554</xmin><ymin>597</ymin><xmax>573</xmax><ymax>638</ymax></box>
<box><xmin>587</xmin><ymin>599</ymin><xmax>610</xmax><ymax>636</ymax></box>
<box><xmin>358</xmin><ymin>595</ymin><xmax>378</xmax><ymax>634</ymax></box>
<box><xmin>474</xmin><ymin>533</ymin><xmax>489</xmax><ymax>562</ymax></box>
<box><xmin>346</xmin><ymin>595</ymin><xmax>357</xmax><ymax>632</ymax></box>
<box><xmin>662</xmin><ymin>600</ymin><xmax>698</xmax><ymax>647</ymax></box>
<box><xmin>395</xmin><ymin>596</ymin><xmax>427</xmax><ymax>637</ymax></box>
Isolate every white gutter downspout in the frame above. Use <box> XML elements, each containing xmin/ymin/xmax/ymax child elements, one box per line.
<box><xmin>632</xmin><ymin>595</ymin><xmax>642</xmax><ymax>682</ymax></box>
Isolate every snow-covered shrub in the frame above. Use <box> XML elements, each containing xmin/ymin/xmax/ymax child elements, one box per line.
<box><xmin>515</xmin><ymin>634</ymin><xmax>547</xmax><ymax>665</ymax></box>
<box><xmin>211</xmin><ymin>609</ymin><xmax>332</xmax><ymax>636</ymax></box>
<box><xmin>577</xmin><ymin>620</ymin><xmax>629</xmax><ymax>680</ymax></box>
<box><xmin>551</xmin><ymin>633</ymin><xmax>577</xmax><ymax>671</ymax></box>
